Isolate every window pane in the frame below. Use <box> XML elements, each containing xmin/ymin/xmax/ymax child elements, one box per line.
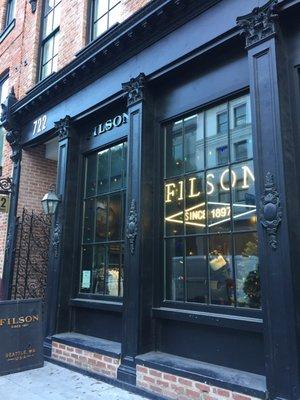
<box><xmin>106</xmin><ymin>244</ymin><xmax>121</xmax><ymax>296</ymax></box>
<box><xmin>95</xmin><ymin>196</ymin><xmax>108</xmax><ymax>241</ymax></box>
<box><xmin>81</xmin><ymin>245</ymin><xmax>93</xmax><ymax>292</ymax></box>
<box><xmin>206</xmin><ymin>168</ymin><xmax>231</xmax><ymax>233</ymax></box>
<box><xmin>83</xmin><ymin>199</ymin><xmax>95</xmax><ymax>243</ymax></box>
<box><xmin>234</xmin><ymin>233</ymin><xmax>260</xmax><ymax>308</ymax></box>
<box><xmin>43</xmin><ymin>38</ymin><xmax>54</xmax><ymax>64</ymax></box>
<box><xmin>53</xmin><ymin>3</ymin><xmax>61</xmax><ymax>31</ymax></box>
<box><xmin>97</xmin><ymin>149</ymin><xmax>109</xmax><ymax>194</ymax></box>
<box><xmin>216</xmin><ymin>145</ymin><xmax>228</xmax><ymax>166</ymax></box>
<box><xmin>43</xmin><ymin>11</ymin><xmax>54</xmax><ymax>37</ymax></box>
<box><xmin>164</xmin><ymin>178</ymin><xmax>184</xmax><ymax>236</ymax></box>
<box><xmin>165</xmin><ymin>121</ymin><xmax>183</xmax><ymax>178</ymax></box>
<box><xmin>209</xmin><ymin>235</ymin><xmax>234</xmax><ymax>306</ymax></box>
<box><xmin>93</xmin><ymin>245</ymin><xmax>106</xmax><ymax>294</ymax></box>
<box><xmin>52</xmin><ymin>54</ymin><xmax>58</xmax><ymax>74</ymax></box>
<box><xmin>184</xmin><ymin>114</ymin><xmax>204</xmax><ymax>173</ymax></box>
<box><xmin>110</xmin><ymin>143</ymin><xmax>123</xmax><ymax>191</ymax></box>
<box><xmin>165</xmin><ymin>238</ymin><xmax>184</xmax><ymax>301</ymax></box>
<box><xmin>6</xmin><ymin>0</ymin><xmax>16</xmax><ymax>26</ymax></box>
<box><xmin>85</xmin><ymin>153</ymin><xmax>97</xmax><ymax>197</ymax></box>
<box><xmin>108</xmin><ymin>193</ymin><xmax>122</xmax><ymax>240</ymax></box>
<box><xmin>234</xmin><ymin>104</ymin><xmax>247</xmax><ymax>127</ymax></box>
<box><xmin>186</xmin><ymin>236</ymin><xmax>207</xmax><ymax>303</ymax></box>
<box><xmin>185</xmin><ymin>172</ymin><xmax>205</xmax><ymax>235</ymax></box>
<box><xmin>94</xmin><ymin>0</ymin><xmax>109</xmax><ymax>19</ymax></box>
<box><xmin>217</xmin><ymin>111</ymin><xmax>228</xmax><ymax>135</ymax></box>
<box><xmin>94</xmin><ymin>15</ymin><xmax>108</xmax><ymax>38</ymax></box>
<box><xmin>206</xmin><ymin>103</ymin><xmax>229</xmax><ymax>169</ymax></box>
<box><xmin>108</xmin><ymin>2</ymin><xmax>121</xmax><ymax>27</ymax></box>
<box><xmin>232</xmin><ymin>161</ymin><xmax>256</xmax><ymax>231</ymax></box>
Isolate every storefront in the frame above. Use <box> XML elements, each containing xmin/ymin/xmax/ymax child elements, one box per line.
<box><xmin>2</xmin><ymin>0</ymin><xmax>300</xmax><ymax>399</ymax></box>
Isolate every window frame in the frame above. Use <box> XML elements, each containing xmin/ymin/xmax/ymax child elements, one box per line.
<box><xmin>76</xmin><ymin>137</ymin><xmax>128</xmax><ymax>303</ymax></box>
<box><xmin>38</xmin><ymin>0</ymin><xmax>61</xmax><ymax>81</ymax></box>
<box><xmin>159</xmin><ymin>93</ymin><xmax>261</xmax><ymax>319</ymax></box>
<box><xmin>90</xmin><ymin>0</ymin><xmax>122</xmax><ymax>42</ymax></box>
<box><xmin>4</xmin><ymin>0</ymin><xmax>16</xmax><ymax>29</ymax></box>
<box><xmin>234</xmin><ymin>103</ymin><xmax>247</xmax><ymax>128</ymax></box>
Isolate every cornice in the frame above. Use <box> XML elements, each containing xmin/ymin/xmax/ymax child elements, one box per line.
<box><xmin>11</xmin><ymin>0</ymin><xmax>220</xmax><ymax>121</ymax></box>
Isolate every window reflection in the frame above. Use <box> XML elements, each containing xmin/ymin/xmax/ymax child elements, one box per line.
<box><xmin>164</xmin><ymin>94</ymin><xmax>261</xmax><ymax>309</ymax></box>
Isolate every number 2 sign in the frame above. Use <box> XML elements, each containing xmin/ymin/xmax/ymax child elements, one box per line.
<box><xmin>0</xmin><ymin>196</ymin><xmax>9</xmax><ymax>213</ymax></box>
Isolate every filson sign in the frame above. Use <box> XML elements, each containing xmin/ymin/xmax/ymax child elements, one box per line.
<box><xmin>93</xmin><ymin>113</ymin><xmax>128</xmax><ymax>136</ymax></box>
<box><xmin>0</xmin><ymin>299</ymin><xmax>43</xmax><ymax>376</ymax></box>
<box><xmin>0</xmin><ymin>314</ymin><xmax>39</xmax><ymax>328</ymax></box>
<box><xmin>165</xmin><ymin>165</ymin><xmax>256</xmax><ymax>228</ymax></box>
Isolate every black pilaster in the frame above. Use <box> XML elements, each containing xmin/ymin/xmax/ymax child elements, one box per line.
<box><xmin>237</xmin><ymin>1</ymin><xmax>300</xmax><ymax>399</ymax></box>
<box><xmin>117</xmin><ymin>73</ymin><xmax>155</xmax><ymax>384</ymax></box>
<box><xmin>46</xmin><ymin>116</ymin><xmax>79</xmax><ymax>336</ymax></box>
<box><xmin>1</xmin><ymin>88</ymin><xmax>21</xmax><ymax>300</ymax></box>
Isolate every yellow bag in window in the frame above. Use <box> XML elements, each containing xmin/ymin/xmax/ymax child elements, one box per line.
<box><xmin>209</xmin><ymin>255</ymin><xmax>227</xmax><ymax>271</ymax></box>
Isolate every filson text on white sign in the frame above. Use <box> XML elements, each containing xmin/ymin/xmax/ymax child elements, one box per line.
<box><xmin>93</xmin><ymin>113</ymin><xmax>128</xmax><ymax>136</ymax></box>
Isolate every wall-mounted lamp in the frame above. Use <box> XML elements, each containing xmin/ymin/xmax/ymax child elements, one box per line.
<box><xmin>41</xmin><ymin>189</ymin><xmax>61</xmax><ymax>216</ymax></box>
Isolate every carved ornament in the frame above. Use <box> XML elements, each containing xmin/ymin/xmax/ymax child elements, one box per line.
<box><xmin>259</xmin><ymin>172</ymin><xmax>282</xmax><ymax>250</ymax></box>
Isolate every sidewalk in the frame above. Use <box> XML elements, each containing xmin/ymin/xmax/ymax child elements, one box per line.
<box><xmin>0</xmin><ymin>362</ymin><xmax>148</xmax><ymax>400</ymax></box>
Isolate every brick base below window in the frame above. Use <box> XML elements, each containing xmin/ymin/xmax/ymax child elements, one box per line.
<box><xmin>136</xmin><ymin>365</ymin><xmax>260</xmax><ymax>400</ymax></box>
<box><xmin>51</xmin><ymin>342</ymin><xmax>261</xmax><ymax>400</ymax></box>
<box><xmin>51</xmin><ymin>341</ymin><xmax>120</xmax><ymax>379</ymax></box>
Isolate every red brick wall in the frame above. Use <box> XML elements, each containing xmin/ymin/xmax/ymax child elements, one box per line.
<box><xmin>51</xmin><ymin>341</ymin><xmax>120</xmax><ymax>379</ymax></box>
<box><xmin>17</xmin><ymin>145</ymin><xmax>57</xmax><ymax>214</ymax></box>
<box><xmin>136</xmin><ymin>365</ymin><xmax>261</xmax><ymax>400</ymax></box>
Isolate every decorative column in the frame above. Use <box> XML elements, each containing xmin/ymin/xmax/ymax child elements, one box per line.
<box><xmin>117</xmin><ymin>73</ymin><xmax>155</xmax><ymax>384</ymax></box>
<box><xmin>45</xmin><ymin>115</ymin><xmax>79</xmax><ymax>339</ymax></box>
<box><xmin>1</xmin><ymin>88</ymin><xmax>21</xmax><ymax>300</ymax></box>
<box><xmin>237</xmin><ymin>1</ymin><xmax>300</xmax><ymax>399</ymax></box>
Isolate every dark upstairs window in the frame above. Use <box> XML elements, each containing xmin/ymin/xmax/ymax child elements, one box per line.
<box><xmin>80</xmin><ymin>142</ymin><xmax>127</xmax><ymax>298</ymax></box>
<box><xmin>163</xmin><ymin>94</ymin><xmax>260</xmax><ymax>309</ymax></box>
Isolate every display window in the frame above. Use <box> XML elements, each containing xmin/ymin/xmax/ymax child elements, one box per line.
<box><xmin>80</xmin><ymin>141</ymin><xmax>127</xmax><ymax>297</ymax></box>
<box><xmin>163</xmin><ymin>94</ymin><xmax>260</xmax><ymax>308</ymax></box>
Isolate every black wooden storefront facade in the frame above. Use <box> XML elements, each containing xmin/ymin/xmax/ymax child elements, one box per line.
<box><xmin>2</xmin><ymin>0</ymin><xmax>300</xmax><ymax>399</ymax></box>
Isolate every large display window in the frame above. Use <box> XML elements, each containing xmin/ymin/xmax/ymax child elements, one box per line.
<box><xmin>80</xmin><ymin>141</ymin><xmax>127</xmax><ymax>297</ymax></box>
<box><xmin>164</xmin><ymin>94</ymin><xmax>260</xmax><ymax>308</ymax></box>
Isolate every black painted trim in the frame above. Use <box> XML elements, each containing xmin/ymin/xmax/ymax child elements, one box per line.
<box><xmin>70</xmin><ymin>298</ymin><xmax>123</xmax><ymax>313</ymax></box>
<box><xmin>0</xmin><ymin>19</ymin><xmax>15</xmax><ymax>43</ymax></box>
<box><xmin>136</xmin><ymin>351</ymin><xmax>266</xmax><ymax>399</ymax></box>
<box><xmin>52</xmin><ymin>332</ymin><xmax>121</xmax><ymax>358</ymax></box>
<box><xmin>153</xmin><ymin>307</ymin><xmax>263</xmax><ymax>333</ymax></box>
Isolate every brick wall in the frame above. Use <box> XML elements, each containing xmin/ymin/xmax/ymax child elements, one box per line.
<box><xmin>136</xmin><ymin>365</ymin><xmax>261</xmax><ymax>400</ymax></box>
<box><xmin>51</xmin><ymin>341</ymin><xmax>120</xmax><ymax>379</ymax></box>
<box><xmin>17</xmin><ymin>145</ymin><xmax>57</xmax><ymax>214</ymax></box>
